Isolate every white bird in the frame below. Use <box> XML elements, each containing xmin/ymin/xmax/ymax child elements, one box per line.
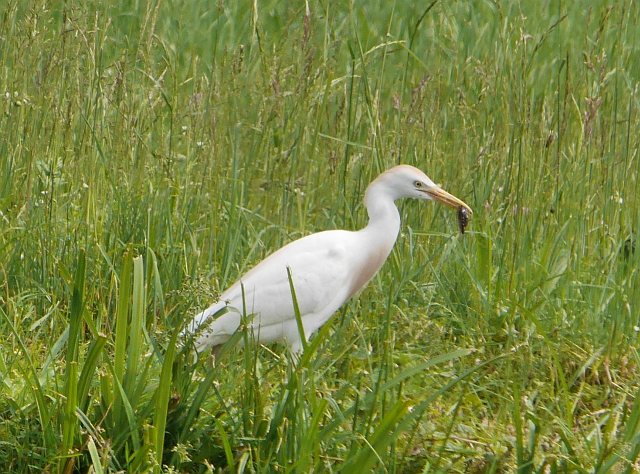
<box><xmin>183</xmin><ymin>165</ymin><xmax>472</xmax><ymax>356</ymax></box>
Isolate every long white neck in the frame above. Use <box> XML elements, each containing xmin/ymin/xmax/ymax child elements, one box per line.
<box><xmin>362</xmin><ymin>181</ymin><xmax>401</xmax><ymax>245</ymax></box>
<box><xmin>343</xmin><ymin>178</ymin><xmax>403</xmax><ymax>298</ymax></box>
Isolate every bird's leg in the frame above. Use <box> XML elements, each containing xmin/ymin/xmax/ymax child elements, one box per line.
<box><xmin>209</xmin><ymin>344</ymin><xmax>223</xmax><ymax>365</ymax></box>
<box><xmin>288</xmin><ymin>339</ymin><xmax>304</xmax><ymax>365</ymax></box>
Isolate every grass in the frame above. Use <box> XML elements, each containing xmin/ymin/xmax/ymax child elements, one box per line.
<box><xmin>1</xmin><ymin>0</ymin><xmax>639</xmax><ymax>472</ymax></box>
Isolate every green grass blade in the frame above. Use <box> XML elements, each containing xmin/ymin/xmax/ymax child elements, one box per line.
<box><xmin>108</xmin><ymin>363</ymin><xmax>142</xmax><ymax>453</ymax></box>
<box><xmin>287</xmin><ymin>266</ymin><xmax>307</xmax><ymax>354</ymax></box>
<box><xmin>87</xmin><ymin>436</ymin><xmax>105</xmax><ymax>474</ymax></box>
<box><xmin>78</xmin><ymin>335</ymin><xmax>107</xmax><ymax>413</ymax></box>
<box><xmin>61</xmin><ymin>251</ymin><xmax>86</xmax><ymax>468</ymax></box>
<box><xmin>113</xmin><ymin>251</ymin><xmax>133</xmax><ymax>429</ymax></box>
<box><xmin>148</xmin><ymin>248</ymin><xmax>165</xmax><ymax>317</ymax></box>
<box><xmin>124</xmin><ymin>255</ymin><xmax>145</xmax><ymax>399</ymax></box>
<box><xmin>215</xmin><ymin>418</ymin><xmax>236</xmax><ymax>471</ymax></box>
<box><xmin>318</xmin><ymin>348</ymin><xmax>474</xmax><ymax>440</ymax></box>
<box><xmin>0</xmin><ymin>306</ymin><xmax>55</xmax><ymax>453</ymax></box>
<box><xmin>340</xmin><ymin>400</ymin><xmax>407</xmax><ymax>474</ymax></box>
<box><xmin>153</xmin><ymin>330</ymin><xmax>178</xmax><ymax>473</ymax></box>
<box><xmin>176</xmin><ymin>366</ymin><xmax>219</xmax><ymax>441</ymax></box>
<box><xmin>114</xmin><ymin>252</ymin><xmax>133</xmax><ymax>385</ymax></box>
<box><xmin>61</xmin><ymin>361</ymin><xmax>79</xmax><ymax>473</ymax></box>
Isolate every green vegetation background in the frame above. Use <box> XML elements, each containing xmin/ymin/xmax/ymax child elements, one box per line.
<box><xmin>1</xmin><ymin>0</ymin><xmax>639</xmax><ymax>472</ymax></box>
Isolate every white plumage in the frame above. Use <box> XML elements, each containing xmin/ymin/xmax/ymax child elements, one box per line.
<box><xmin>183</xmin><ymin>165</ymin><xmax>472</xmax><ymax>355</ymax></box>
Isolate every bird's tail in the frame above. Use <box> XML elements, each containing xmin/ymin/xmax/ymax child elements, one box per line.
<box><xmin>179</xmin><ymin>301</ymin><xmax>227</xmax><ymax>344</ymax></box>
<box><xmin>179</xmin><ymin>300</ymin><xmax>232</xmax><ymax>353</ymax></box>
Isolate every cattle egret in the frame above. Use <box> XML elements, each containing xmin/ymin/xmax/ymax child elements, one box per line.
<box><xmin>183</xmin><ymin>165</ymin><xmax>472</xmax><ymax>355</ymax></box>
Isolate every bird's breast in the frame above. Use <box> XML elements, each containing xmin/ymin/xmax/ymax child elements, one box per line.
<box><xmin>346</xmin><ymin>246</ymin><xmax>391</xmax><ymax>299</ymax></box>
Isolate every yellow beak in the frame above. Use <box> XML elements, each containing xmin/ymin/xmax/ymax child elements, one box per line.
<box><xmin>425</xmin><ymin>186</ymin><xmax>473</xmax><ymax>213</ymax></box>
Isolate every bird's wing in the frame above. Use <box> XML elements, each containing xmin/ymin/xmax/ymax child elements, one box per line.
<box><xmin>187</xmin><ymin>230</ymin><xmax>362</xmax><ymax>339</ymax></box>
<box><xmin>224</xmin><ymin>229</ymin><xmax>358</xmax><ymax>324</ymax></box>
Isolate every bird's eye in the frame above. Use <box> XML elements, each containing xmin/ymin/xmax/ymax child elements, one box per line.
<box><xmin>414</xmin><ymin>181</ymin><xmax>423</xmax><ymax>188</ymax></box>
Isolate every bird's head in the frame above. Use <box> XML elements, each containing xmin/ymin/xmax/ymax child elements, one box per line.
<box><xmin>375</xmin><ymin>165</ymin><xmax>473</xmax><ymax>213</ymax></box>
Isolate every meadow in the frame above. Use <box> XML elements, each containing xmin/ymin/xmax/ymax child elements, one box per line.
<box><xmin>1</xmin><ymin>0</ymin><xmax>639</xmax><ymax>472</ymax></box>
